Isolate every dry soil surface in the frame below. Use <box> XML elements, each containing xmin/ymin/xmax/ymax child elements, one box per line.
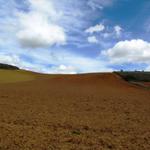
<box><xmin>0</xmin><ymin>72</ymin><xmax>150</xmax><ymax>150</ymax></box>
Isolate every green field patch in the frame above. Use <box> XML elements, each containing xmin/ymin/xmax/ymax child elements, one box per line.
<box><xmin>0</xmin><ymin>70</ymin><xmax>36</xmax><ymax>83</ymax></box>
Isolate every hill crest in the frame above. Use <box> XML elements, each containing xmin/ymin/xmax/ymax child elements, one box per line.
<box><xmin>0</xmin><ymin>63</ymin><xmax>19</xmax><ymax>70</ymax></box>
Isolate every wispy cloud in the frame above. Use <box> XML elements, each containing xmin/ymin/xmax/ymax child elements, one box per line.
<box><xmin>87</xmin><ymin>0</ymin><xmax>114</xmax><ymax>10</ymax></box>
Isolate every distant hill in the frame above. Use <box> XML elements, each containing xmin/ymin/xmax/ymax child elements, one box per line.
<box><xmin>115</xmin><ymin>71</ymin><xmax>150</xmax><ymax>82</ymax></box>
<box><xmin>0</xmin><ymin>63</ymin><xmax>19</xmax><ymax>70</ymax></box>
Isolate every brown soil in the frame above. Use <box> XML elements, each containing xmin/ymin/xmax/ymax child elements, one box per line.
<box><xmin>0</xmin><ymin>72</ymin><xmax>150</xmax><ymax>150</ymax></box>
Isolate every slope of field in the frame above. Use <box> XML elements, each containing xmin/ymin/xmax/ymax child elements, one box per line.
<box><xmin>0</xmin><ymin>70</ymin><xmax>36</xmax><ymax>83</ymax></box>
<box><xmin>0</xmin><ymin>71</ymin><xmax>150</xmax><ymax>150</ymax></box>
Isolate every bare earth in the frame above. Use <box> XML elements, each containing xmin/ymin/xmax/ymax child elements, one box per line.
<box><xmin>0</xmin><ymin>71</ymin><xmax>150</xmax><ymax>150</ymax></box>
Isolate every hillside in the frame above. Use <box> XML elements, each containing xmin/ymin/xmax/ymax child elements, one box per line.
<box><xmin>0</xmin><ymin>70</ymin><xmax>149</xmax><ymax>149</ymax></box>
<box><xmin>0</xmin><ymin>69</ymin><xmax>37</xmax><ymax>83</ymax></box>
<box><xmin>0</xmin><ymin>63</ymin><xmax>19</xmax><ymax>70</ymax></box>
<box><xmin>115</xmin><ymin>71</ymin><xmax>150</xmax><ymax>82</ymax></box>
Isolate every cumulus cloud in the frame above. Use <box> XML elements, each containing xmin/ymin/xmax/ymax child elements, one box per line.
<box><xmin>85</xmin><ymin>24</ymin><xmax>105</xmax><ymax>34</ymax></box>
<box><xmin>16</xmin><ymin>0</ymin><xmax>66</xmax><ymax>48</ymax></box>
<box><xmin>102</xmin><ymin>39</ymin><xmax>150</xmax><ymax>64</ymax></box>
<box><xmin>87</xmin><ymin>36</ymin><xmax>98</xmax><ymax>43</ymax></box>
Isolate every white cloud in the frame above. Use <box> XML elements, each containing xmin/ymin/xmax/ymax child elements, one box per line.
<box><xmin>87</xmin><ymin>36</ymin><xmax>98</xmax><ymax>43</ymax></box>
<box><xmin>87</xmin><ymin>0</ymin><xmax>114</xmax><ymax>10</ymax></box>
<box><xmin>102</xmin><ymin>39</ymin><xmax>150</xmax><ymax>64</ymax></box>
<box><xmin>85</xmin><ymin>24</ymin><xmax>105</xmax><ymax>34</ymax></box>
<box><xmin>16</xmin><ymin>0</ymin><xmax>66</xmax><ymax>48</ymax></box>
<box><xmin>0</xmin><ymin>54</ymin><xmax>20</xmax><ymax>66</ymax></box>
<box><xmin>87</xmin><ymin>0</ymin><xmax>103</xmax><ymax>10</ymax></box>
<box><xmin>49</xmin><ymin>65</ymin><xmax>77</xmax><ymax>74</ymax></box>
<box><xmin>114</xmin><ymin>25</ymin><xmax>122</xmax><ymax>37</ymax></box>
<box><xmin>101</xmin><ymin>25</ymin><xmax>123</xmax><ymax>39</ymax></box>
<box><xmin>28</xmin><ymin>0</ymin><xmax>57</xmax><ymax>16</ymax></box>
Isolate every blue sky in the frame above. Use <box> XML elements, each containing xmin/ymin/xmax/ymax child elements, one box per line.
<box><xmin>0</xmin><ymin>0</ymin><xmax>150</xmax><ymax>73</ymax></box>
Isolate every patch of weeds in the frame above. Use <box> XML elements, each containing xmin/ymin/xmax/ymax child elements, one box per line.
<box><xmin>71</xmin><ymin>129</ymin><xmax>81</xmax><ymax>135</ymax></box>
